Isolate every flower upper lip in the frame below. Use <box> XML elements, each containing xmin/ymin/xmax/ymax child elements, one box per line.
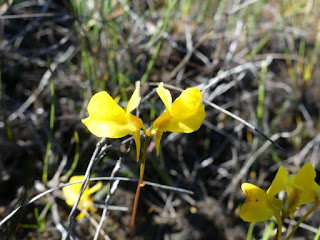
<box><xmin>82</xmin><ymin>85</ymin><xmax>143</xmax><ymax>161</ymax></box>
<box><xmin>151</xmin><ymin>82</ymin><xmax>206</xmax><ymax>155</ymax></box>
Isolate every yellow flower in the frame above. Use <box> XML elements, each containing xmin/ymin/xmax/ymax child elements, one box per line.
<box><xmin>285</xmin><ymin>162</ymin><xmax>320</xmax><ymax>217</ymax></box>
<box><xmin>240</xmin><ymin>166</ymin><xmax>288</xmax><ymax>222</ymax></box>
<box><xmin>82</xmin><ymin>86</ymin><xmax>143</xmax><ymax>161</ymax></box>
<box><xmin>150</xmin><ymin>83</ymin><xmax>206</xmax><ymax>155</ymax></box>
<box><xmin>62</xmin><ymin>176</ymin><xmax>103</xmax><ymax>220</ymax></box>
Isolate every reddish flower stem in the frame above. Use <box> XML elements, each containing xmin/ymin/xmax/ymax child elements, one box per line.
<box><xmin>130</xmin><ymin>136</ymin><xmax>151</xmax><ymax>240</ymax></box>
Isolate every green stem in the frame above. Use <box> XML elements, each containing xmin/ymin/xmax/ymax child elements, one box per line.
<box><xmin>63</xmin><ymin>131</ymin><xmax>80</xmax><ymax>179</ymax></box>
<box><xmin>273</xmin><ymin>212</ymin><xmax>283</xmax><ymax>240</ymax></box>
<box><xmin>42</xmin><ymin>76</ymin><xmax>55</xmax><ymax>184</ymax></box>
<box><xmin>286</xmin><ymin>202</ymin><xmax>320</xmax><ymax>240</ymax></box>
<box><xmin>130</xmin><ymin>136</ymin><xmax>151</xmax><ymax>240</ymax></box>
<box><xmin>246</xmin><ymin>222</ymin><xmax>255</xmax><ymax>240</ymax></box>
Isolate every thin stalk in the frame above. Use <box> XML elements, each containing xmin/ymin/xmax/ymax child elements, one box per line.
<box><xmin>42</xmin><ymin>75</ymin><xmax>55</xmax><ymax>184</ymax></box>
<box><xmin>257</xmin><ymin>59</ymin><xmax>268</xmax><ymax>128</ymax></box>
<box><xmin>273</xmin><ymin>213</ymin><xmax>283</xmax><ymax>240</ymax></box>
<box><xmin>261</xmin><ymin>220</ymin><xmax>275</xmax><ymax>240</ymax></box>
<box><xmin>286</xmin><ymin>202</ymin><xmax>320</xmax><ymax>240</ymax></box>
<box><xmin>130</xmin><ymin>136</ymin><xmax>151</xmax><ymax>240</ymax></box>
<box><xmin>63</xmin><ymin>131</ymin><xmax>80</xmax><ymax>179</ymax></box>
<box><xmin>246</xmin><ymin>222</ymin><xmax>255</xmax><ymax>240</ymax></box>
<box><xmin>314</xmin><ymin>224</ymin><xmax>320</xmax><ymax>240</ymax></box>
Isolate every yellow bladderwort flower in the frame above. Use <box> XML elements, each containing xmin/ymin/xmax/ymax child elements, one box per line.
<box><xmin>285</xmin><ymin>162</ymin><xmax>320</xmax><ymax>217</ymax></box>
<box><xmin>82</xmin><ymin>85</ymin><xmax>143</xmax><ymax>161</ymax></box>
<box><xmin>62</xmin><ymin>175</ymin><xmax>103</xmax><ymax>220</ymax></box>
<box><xmin>240</xmin><ymin>166</ymin><xmax>288</xmax><ymax>222</ymax></box>
<box><xmin>150</xmin><ymin>82</ymin><xmax>206</xmax><ymax>155</ymax></box>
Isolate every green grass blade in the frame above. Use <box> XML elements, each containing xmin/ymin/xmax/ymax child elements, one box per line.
<box><xmin>63</xmin><ymin>131</ymin><xmax>80</xmax><ymax>179</ymax></box>
<box><xmin>42</xmin><ymin>63</ymin><xmax>55</xmax><ymax>184</ymax></box>
<box><xmin>246</xmin><ymin>222</ymin><xmax>255</xmax><ymax>240</ymax></box>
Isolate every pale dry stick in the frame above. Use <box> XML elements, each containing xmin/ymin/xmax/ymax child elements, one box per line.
<box><xmin>155</xmin><ymin>190</ymin><xmax>177</xmax><ymax>239</ymax></box>
<box><xmin>93</xmin><ymin>159</ymin><xmax>122</xmax><ymax>240</ymax></box>
<box><xmin>208</xmin><ymin>71</ymin><xmax>246</xmax><ymax>100</ymax></box>
<box><xmin>284</xmin><ymin>218</ymin><xmax>318</xmax><ymax>234</ymax></box>
<box><xmin>93</xmin><ymin>204</ymin><xmax>128</xmax><ymax>212</ymax></box>
<box><xmin>225</xmin><ymin>20</ymin><xmax>244</xmax><ymax>64</ymax></box>
<box><xmin>228</xmin><ymin>0</ymin><xmax>259</xmax><ymax>14</ymax></box>
<box><xmin>48</xmin><ymin>195</ymin><xmax>69</xmax><ymax>239</ymax></box>
<box><xmin>1</xmin><ymin>0</ymin><xmax>52</xmax><ymax>49</ymax></box>
<box><xmin>200</xmin><ymin>57</ymin><xmax>273</xmax><ymax>94</ymax></box>
<box><xmin>82</xmin><ymin>209</ymin><xmax>112</xmax><ymax>240</ymax></box>
<box><xmin>8</xmin><ymin>45</ymin><xmax>77</xmax><ymax>122</ymax></box>
<box><xmin>0</xmin><ymin>12</ymin><xmax>61</xmax><ymax>20</ymax></box>
<box><xmin>298</xmin><ymin>103</ymin><xmax>314</xmax><ymax>131</ymax></box>
<box><xmin>287</xmin><ymin>132</ymin><xmax>320</xmax><ymax>166</ymax></box>
<box><xmin>64</xmin><ymin>138</ymin><xmax>107</xmax><ymax>240</ymax></box>
<box><xmin>221</xmin><ymin>123</ymin><xmax>303</xmax><ymax>201</ymax></box>
<box><xmin>168</xmin><ymin>24</ymin><xmax>193</xmax><ymax>80</ymax></box>
<box><xmin>310</xmin><ymin>142</ymin><xmax>320</xmax><ymax>167</ymax></box>
<box><xmin>118</xmin><ymin>0</ymin><xmax>179</xmax><ymax>49</ymax></box>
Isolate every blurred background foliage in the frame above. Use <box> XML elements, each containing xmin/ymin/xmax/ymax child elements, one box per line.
<box><xmin>1</xmin><ymin>0</ymin><xmax>320</xmax><ymax>239</ymax></box>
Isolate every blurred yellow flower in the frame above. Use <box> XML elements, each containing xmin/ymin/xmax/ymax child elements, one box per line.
<box><xmin>240</xmin><ymin>166</ymin><xmax>288</xmax><ymax>222</ymax></box>
<box><xmin>150</xmin><ymin>83</ymin><xmax>206</xmax><ymax>155</ymax></box>
<box><xmin>62</xmin><ymin>176</ymin><xmax>102</xmax><ymax>220</ymax></box>
<box><xmin>285</xmin><ymin>162</ymin><xmax>320</xmax><ymax>217</ymax></box>
<box><xmin>82</xmin><ymin>86</ymin><xmax>143</xmax><ymax>161</ymax></box>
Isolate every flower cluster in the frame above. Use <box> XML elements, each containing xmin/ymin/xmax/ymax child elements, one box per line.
<box><xmin>63</xmin><ymin>82</ymin><xmax>205</xmax><ymax>226</ymax></box>
<box><xmin>240</xmin><ymin>162</ymin><xmax>320</xmax><ymax>239</ymax></box>
<box><xmin>82</xmin><ymin>82</ymin><xmax>206</xmax><ymax>159</ymax></box>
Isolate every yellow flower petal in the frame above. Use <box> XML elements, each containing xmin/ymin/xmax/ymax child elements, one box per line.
<box><xmin>82</xmin><ymin>117</ymin><xmax>138</xmax><ymax>138</ymax></box>
<box><xmin>87</xmin><ymin>91</ymin><xmax>127</xmax><ymax>124</ymax></box>
<box><xmin>156</xmin><ymin>82</ymin><xmax>173</xmax><ymax>116</ymax></box>
<box><xmin>153</xmin><ymin>87</ymin><xmax>206</xmax><ymax>133</ymax></box>
<box><xmin>76</xmin><ymin>211</ymin><xmax>86</xmax><ymax>220</ymax></box>
<box><xmin>82</xmin><ymin>90</ymin><xmax>143</xmax><ymax>159</ymax></box>
<box><xmin>164</xmin><ymin>88</ymin><xmax>205</xmax><ymax>133</ymax></box>
<box><xmin>240</xmin><ymin>183</ymin><xmax>274</xmax><ymax>222</ymax></box>
<box><xmin>267</xmin><ymin>166</ymin><xmax>288</xmax><ymax>197</ymax></box>
<box><xmin>151</xmin><ymin>85</ymin><xmax>205</xmax><ymax>155</ymax></box>
<box><xmin>62</xmin><ymin>175</ymin><xmax>102</xmax><ymax>220</ymax></box>
<box><xmin>242</xmin><ymin>183</ymin><xmax>266</xmax><ymax>200</ymax></box>
<box><xmin>295</xmin><ymin>162</ymin><xmax>316</xmax><ymax>189</ymax></box>
<box><xmin>63</xmin><ymin>176</ymin><xmax>89</xmax><ymax>205</ymax></box>
<box><xmin>86</xmin><ymin>181</ymin><xmax>103</xmax><ymax>196</ymax></box>
<box><xmin>126</xmin><ymin>84</ymin><xmax>140</xmax><ymax>114</ymax></box>
<box><xmin>152</xmin><ymin>111</ymin><xmax>171</xmax><ymax>132</ymax></box>
<box><xmin>286</xmin><ymin>163</ymin><xmax>318</xmax><ymax>208</ymax></box>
